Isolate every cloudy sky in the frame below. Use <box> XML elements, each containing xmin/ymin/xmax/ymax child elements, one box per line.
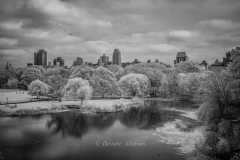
<box><xmin>0</xmin><ymin>0</ymin><xmax>240</xmax><ymax>68</ymax></box>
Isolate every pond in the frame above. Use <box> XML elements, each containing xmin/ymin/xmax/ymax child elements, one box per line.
<box><xmin>0</xmin><ymin>100</ymin><xmax>202</xmax><ymax>160</ymax></box>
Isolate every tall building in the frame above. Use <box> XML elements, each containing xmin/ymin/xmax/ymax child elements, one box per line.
<box><xmin>34</xmin><ymin>49</ymin><xmax>47</xmax><ymax>66</ymax></box>
<box><xmin>27</xmin><ymin>62</ymin><xmax>33</xmax><ymax>67</ymax></box>
<box><xmin>48</xmin><ymin>62</ymin><xmax>52</xmax><ymax>67</ymax></box>
<box><xmin>210</xmin><ymin>51</ymin><xmax>232</xmax><ymax>73</ymax></box>
<box><xmin>5</xmin><ymin>62</ymin><xmax>13</xmax><ymax>69</ymax></box>
<box><xmin>100</xmin><ymin>54</ymin><xmax>109</xmax><ymax>63</ymax></box>
<box><xmin>132</xmin><ymin>59</ymin><xmax>141</xmax><ymax>64</ymax></box>
<box><xmin>53</xmin><ymin>57</ymin><xmax>65</xmax><ymax>67</ymax></box>
<box><xmin>97</xmin><ymin>58</ymin><xmax>103</xmax><ymax>66</ymax></box>
<box><xmin>210</xmin><ymin>59</ymin><xmax>226</xmax><ymax>73</ymax></box>
<box><xmin>73</xmin><ymin>57</ymin><xmax>83</xmax><ymax>66</ymax></box>
<box><xmin>223</xmin><ymin>52</ymin><xmax>232</xmax><ymax>67</ymax></box>
<box><xmin>174</xmin><ymin>52</ymin><xmax>189</xmax><ymax>65</ymax></box>
<box><xmin>112</xmin><ymin>49</ymin><xmax>121</xmax><ymax>66</ymax></box>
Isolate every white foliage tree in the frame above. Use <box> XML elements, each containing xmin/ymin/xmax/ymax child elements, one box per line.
<box><xmin>106</xmin><ymin>65</ymin><xmax>124</xmax><ymax>80</ymax></box>
<box><xmin>62</xmin><ymin>78</ymin><xmax>92</xmax><ymax>105</ymax></box>
<box><xmin>7</xmin><ymin>78</ymin><xmax>18</xmax><ymax>89</ymax></box>
<box><xmin>70</xmin><ymin>65</ymin><xmax>93</xmax><ymax>80</ymax></box>
<box><xmin>118</xmin><ymin>73</ymin><xmax>150</xmax><ymax>98</ymax></box>
<box><xmin>90</xmin><ymin>67</ymin><xmax>120</xmax><ymax>97</ymax></box>
<box><xmin>46</xmin><ymin>75</ymin><xmax>68</xmax><ymax>102</ymax></box>
<box><xmin>159</xmin><ymin>74</ymin><xmax>168</xmax><ymax>98</ymax></box>
<box><xmin>119</xmin><ymin>63</ymin><xmax>166</xmax><ymax>97</ymax></box>
<box><xmin>174</xmin><ymin>61</ymin><xmax>203</xmax><ymax>73</ymax></box>
<box><xmin>176</xmin><ymin>73</ymin><xmax>203</xmax><ymax>98</ymax></box>
<box><xmin>28</xmin><ymin>79</ymin><xmax>49</xmax><ymax>98</ymax></box>
<box><xmin>177</xmin><ymin>73</ymin><xmax>188</xmax><ymax>95</ymax></box>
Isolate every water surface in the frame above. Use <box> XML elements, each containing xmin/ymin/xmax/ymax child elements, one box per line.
<box><xmin>0</xmin><ymin>100</ymin><xmax>202</xmax><ymax>160</ymax></box>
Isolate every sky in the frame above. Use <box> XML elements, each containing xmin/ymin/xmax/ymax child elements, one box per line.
<box><xmin>0</xmin><ymin>0</ymin><xmax>240</xmax><ymax>68</ymax></box>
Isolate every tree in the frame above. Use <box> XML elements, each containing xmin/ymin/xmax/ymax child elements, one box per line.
<box><xmin>58</xmin><ymin>68</ymin><xmax>71</xmax><ymax>79</ymax></box>
<box><xmin>46</xmin><ymin>75</ymin><xmax>68</xmax><ymax>102</ymax></box>
<box><xmin>0</xmin><ymin>69</ymin><xmax>17</xmax><ymax>87</ymax></box>
<box><xmin>119</xmin><ymin>63</ymin><xmax>166</xmax><ymax>97</ymax></box>
<box><xmin>21</xmin><ymin>68</ymin><xmax>43</xmax><ymax>87</ymax></box>
<box><xmin>90</xmin><ymin>67</ymin><xmax>120</xmax><ymax>97</ymax></box>
<box><xmin>28</xmin><ymin>65</ymin><xmax>46</xmax><ymax>74</ymax></box>
<box><xmin>45</xmin><ymin>68</ymin><xmax>70</xmax><ymax>102</ymax></box>
<box><xmin>62</xmin><ymin>78</ymin><xmax>92</xmax><ymax>105</ymax></box>
<box><xmin>187</xmin><ymin>47</ymin><xmax>240</xmax><ymax>160</ymax></box>
<box><xmin>106</xmin><ymin>65</ymin><xmax>123</xmax><ymax>75</ymax></box>
<box><xmin>106</xmin><ymin>65</ymin><xmax>124</xmax><ymax>80</ymax></box>
<box><xmin>70</xmin><ymin>65</ymin><xmax>93</xmax><ymax>80</ymax></box>
<box><xmin>227</xmin><ymin>47</ymin><xmax>240</xmax><ymax>104</ymax></box>
<box><xmin>44</xmin><ymin>68</ymin><xmax>59</xmax><ymax>77</ymax></box>
<box><xmin>175</xmin><ymin>61</ymin><xmax>203</xmax><ymax>73</ymax></box>
<box><xmin>191</xmin><ymin>71</ymin><xmax>240</xmax><ymax>160</ymax></box>
<box><xmin>28</xmin><ymin>79</ymin><xmax>49</xmax><ymax>98</ymax></box>
<box><xmin>159</xmin><ymin>74</ymin><xmax>168</xmax><ymax>98</ymax></box>
<box><xmin>177</xmin><ymin>73</ymin><xmax>203</xmax><ymax>98</ymax></box>
<box><xmin>162</xmin><ymin>68</ymin><xmax>181</xmax><ymax>98</ymax></box>
<box><xmin>121</xmin><ymin>62</ymin><xmax>168</xmax><ymax>76</ymax></box>
<box><xmin>118</xmin><ymin>73</ymin><xmax>150</xmax><ymax>97</ymax></box>
<box><xmin>7</xmin><ymin>78</ymin><xmax>18</xmax><ymax>89</ymax></box>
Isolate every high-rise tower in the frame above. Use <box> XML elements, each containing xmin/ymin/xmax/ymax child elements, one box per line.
<box><xmin>100</xmin><ymin>54</ymin><xmax>109</xmax><ymax>63</ymax></box>
<box><xmin>34</xmin><ymin>49</ymin><xmax>47</xmax><ymax>66</ymax></box>
<box><xmin>112</xmin><ymin>49</ymin><xmax>121</xmax><ymax>66</ymax></box>
<box><xmin>53</xmin><ymin>57</ymin><xmax>65</xmax><ymax>66</ymax></box>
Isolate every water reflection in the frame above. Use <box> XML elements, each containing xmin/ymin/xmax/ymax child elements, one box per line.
<box><xmin>46</xmin><ymin>112</ymin><xmax>117</xmax><ymax>138</ymax></box>
<box><xmin>0</xmin><ymin>100</ymin><xmax>202</xmax><ymax>160</ymax></box>
<box><xmin>46</xmin><ymin>101</ymin><xmax>200</xmax><ymax>139</ymax></box>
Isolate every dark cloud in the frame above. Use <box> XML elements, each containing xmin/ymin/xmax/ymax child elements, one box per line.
<box><xmin>0</xmin><ymin>0</ymin><xmax>240</xmax><ymax>68</ymax></box>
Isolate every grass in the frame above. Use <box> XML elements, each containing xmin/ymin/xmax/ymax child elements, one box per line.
<box><xmin>0</xmin><ymin>98</ymin><xmax>144</xmax><ymax>117</ymax></box>
<box><xmin>0</xmin><ymin>89</ymin><xmax>50</xmax><ymax>104</ymax></box>
<box><xmin>0</xmin><ymin>89</ymin><xmax>145</xmax><ymax>116</ymax></box>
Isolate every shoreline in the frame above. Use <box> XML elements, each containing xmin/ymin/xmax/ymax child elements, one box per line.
<box><xmin>0</xmin><ymin>97</ymin><xmax>193</xmax><ymax>117</ymax></box>
<box><xmin>0</xmin><ymin>99</ymin><xmax>142</xmax><ymax>117</ymax></box>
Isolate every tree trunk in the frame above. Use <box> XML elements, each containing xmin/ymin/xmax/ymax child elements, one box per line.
<box><xmin>59</xmin><ymin>97</ymin><xmax>61</xmax><ymax>102</ymax></box>
<box><xmin>80</xmin><ymin>99</ymin><xmax>83</xmax><ymax>109</ymax></box>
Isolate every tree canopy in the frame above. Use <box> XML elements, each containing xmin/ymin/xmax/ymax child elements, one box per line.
<box><xmin>62</xmin><ymin>78</ymin><xmax>92</xmax><ymax>105</ymax></box>
<box><xmin>21</xmin><ymin>68</ymin><xmax>43</xmax><ymax>86</ymax></box>
<box><xmin>118</xmin><ymin>73</ymin><xmax>150</xmax><ymax>97</ymax></box>
<box><xmin>28</xmin><ymin>79</ymin><xmax>48</xmax><ymax>98</ymax></box>
<box><xmin>90</xmin><ymin>67</ymin><xmax>120</xmax><ymax>96</ymax></box>
<box><xmin>70</xmin><ymin>65</ymin><xmax>93</xmax><ymax>80</ymax></box>
<box><xmin>175</xmin><ymin>61</ymin><xmax>203</xmax><ymax>73</ymax></box>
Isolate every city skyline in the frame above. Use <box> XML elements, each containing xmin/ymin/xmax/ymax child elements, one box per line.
<box><xmin>0</xmin><ymin>0</ymin><xmax>240</xmax><ymax>68</ymax></box>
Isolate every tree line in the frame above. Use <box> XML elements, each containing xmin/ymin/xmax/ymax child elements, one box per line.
<box><xmin>0</xmin><ymin>58</ymin><xmax>207</xmax><ymax>102</ymax></box>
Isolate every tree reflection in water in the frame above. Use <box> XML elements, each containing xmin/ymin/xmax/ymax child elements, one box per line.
<box><xmin>46</xmin><ymin>112</ymin><xmax>117</xmax><ymax>138</ymax></box>
<box><xmin>46</xmin><ymin>100</ymin><xmax>201</xmax><ymax>139</ymax></box>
